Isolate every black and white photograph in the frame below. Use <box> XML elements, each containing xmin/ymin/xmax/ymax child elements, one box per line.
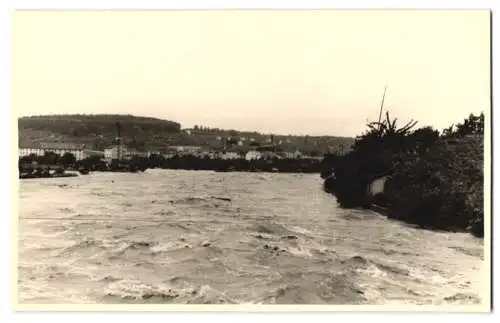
<box><xmin>10</xmin><ymin>7</ymin><xmax>491</xmax><ymax>311</ymax></box>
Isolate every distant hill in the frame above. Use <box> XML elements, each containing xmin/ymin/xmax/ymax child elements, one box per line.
<box><xmin>18</xmin><ymin>114</ymin><xmax>182</xmax><ymax>151</ymax></box>
<box><xmin>18</xmin><ymin>114</ymin><xmax>354</xmax><ymax>154</ymax></box>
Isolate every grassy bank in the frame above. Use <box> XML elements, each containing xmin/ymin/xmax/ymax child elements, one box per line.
<box><xmin>323</xmin><ymin>112</ymin><xmax>485</xmax><ymax>237</ymax></box>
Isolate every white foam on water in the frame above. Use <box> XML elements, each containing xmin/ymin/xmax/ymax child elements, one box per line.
<box><xmin>18</xmin><ymin>171</ymin><xmax>485</xmax><ymax>305</ymax></box>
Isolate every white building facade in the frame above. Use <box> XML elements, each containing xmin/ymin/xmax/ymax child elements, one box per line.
<box><xmin>19</xmin><ymin>142</ymin><xmax>86</xmax><ymax>160</ymax></box>
<box><xmin>104</xmin><ymin>146</ymin><xmax>149</xmax><ymax>161</ymax></box>
<box><xmin>283</xmin><ymin>150</ymin><xmax>302</xmax><ymax>159</ymax></box>
<box><xmin>245</xmin><ymin>150</ymin><xmax>262</xmax><ymax>160</ymax></box>
<box><xmin>221</xmin><ymin>152</ymin><xmax>242</xmax><ymax>160</ymax></box>
<box><xmin>83</xmin><ymin>149</ymin><xmax>105</xmax><ymax>159</ymax></box>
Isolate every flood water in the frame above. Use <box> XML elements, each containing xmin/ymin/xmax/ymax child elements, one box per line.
<box><xmin>18</xmin><ymin>169</ymin><xmax>485</xmax><ymax>305</ymax></box>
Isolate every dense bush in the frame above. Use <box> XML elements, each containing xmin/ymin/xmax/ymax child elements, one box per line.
<box><xmin>322</xmin><ymin>111</ymin><xmax>485</xmax><ymax>237</ymax></box>
<box><xmin>385</xmin><ymin>136</ymin><xmax>483</xmax><ymax>232</ymax></box>
<box><xmin>324</xmin><ymin>112</ymin><xmax>428</xmax><ymax>207</ymax></box>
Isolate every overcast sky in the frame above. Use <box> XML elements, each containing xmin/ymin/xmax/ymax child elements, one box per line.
<box><xmin>12</xmin><ymin>10</ymin><xmax>489</xmax><ymax>136</ymax></box>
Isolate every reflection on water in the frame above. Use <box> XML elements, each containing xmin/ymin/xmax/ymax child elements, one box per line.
<box><xmin>18</xmin><ymin>169</ymin><xmax>484</xmax><ymax>304</ymax></box>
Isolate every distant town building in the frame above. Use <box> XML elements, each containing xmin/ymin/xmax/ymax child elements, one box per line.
<box><xmin>162</xmin><ymin>152</ymin><xmax>177</xmax><ymax>159</ymax></box>
<box><xmin>302</xmin><ymin>155</ymin><xmax>324</xmax><ymax>161</ymax></box>
<box><xmin>104</xmin><ymin>146</ymin><xmax>149</xmax><ymax>161</ymax></box>
<box><xmin>244</xmin><ymin>145</ymin><xmax>293</xmax><ymax>160</ymax></box>
<box><xmin>18</xmin><ymin>145</ymin><xmax>45</xmax><ymax>159</ymax></box>
<box><xmin>147</xmin><ymin>150</ymin><xmax>162</xmax><ymax>158</ymax></box>
<box><xmin>260</xmin><ymin>151</ymin><xmax>279</xmax><ymax>160</ymax></box>
<box><xmin>83</xmin><ymin>149</ymin><xmax>105</xmax><ymax>159</ymax></box>
<box><xmin>168</xmin><ymin>146</ymin><xmax>202</xmax><ymax>152</ymax></box>
<box><xmin>19</xmin><ymin>142</ymin><xmax>86</xmax><ymax>160</ymax></box>
<box><xmin>104</xmin><ymin>146</ymin><xmax>125</xmax><ymax>160</ymax></box>
<box><xmin>128</xmin><ymin>150</ymin><xmax>148</xmax><ymax>159</ymax></box>
<box><xmin>283</xmin><ymin>150</ymin><xmax>302</xmax><ymax>159</ymax></box>
<box><xmin>195</xmin><ymin>150</ymin><xmax>212</xmax><ymax>159</ymax></box>
<box><xmin>245</xmin><ymin>150</ymin><xmax>262</xmax><ymax>160</ymax></box>
<box><xmin>167</xmin><ymin>146</ymin><xmax>203</xmax><ymax>156</ymax></box>
<box><xmin>221</xmin><ymin>152</ymin><xmax>241</xmax><ymax>160</ymax></box>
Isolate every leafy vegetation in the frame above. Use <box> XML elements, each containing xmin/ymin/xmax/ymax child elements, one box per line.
<box><xmin>323</xmin><ymin>112</ymin><xmax>485</xmax><ymax>237</ymax></box>
<box><xmin>385</xmin><ymin>135</ymin><xmax>484</xmax><ymax>235</ymax></box>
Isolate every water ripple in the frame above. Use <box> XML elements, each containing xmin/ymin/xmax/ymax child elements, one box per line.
<box><xmin>18</xmin><ymin>169</ymin><xmax>484</xmax><ymax>305</ymax></box>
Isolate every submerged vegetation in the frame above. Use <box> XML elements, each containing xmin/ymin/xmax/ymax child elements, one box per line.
<box><xmin>323</xmin><ymin>112</ymin><xmax>485</xmax><ymax>237</ymax></box>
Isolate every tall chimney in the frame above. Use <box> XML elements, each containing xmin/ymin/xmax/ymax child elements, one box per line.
<box><xmin>116</xmin><ymin>122</ymin><xmax>122</xmax><ymax>140</ymax></box>
<box><xmin>116</xmin><ymin>122</ymin><xmax>122</xmax><ymax>160</ymax></box>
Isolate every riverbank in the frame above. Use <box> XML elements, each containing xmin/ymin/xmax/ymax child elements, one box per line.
<box><xmin>322</xmin><ymin>112</ymin><xmax>485</xmax><ymax>238</ymax></box>
<box><xmin>18</xmin><ymin>164</ymin><xmax>80</xmax><ymax>180</ymax></box>
<box><xmin>20</xmin><ymin>155</ymin><xmax>324</xmax><ymax>175</ymax></box>
<box><xmin>19</xmin><ymin>172</ymin><xmax>79</xmax><ymax>180</ymax></box>
<box><xmin>156</xmin><ymin>156</ymin><xmax>322</xmax><ymax>173</ymax></box>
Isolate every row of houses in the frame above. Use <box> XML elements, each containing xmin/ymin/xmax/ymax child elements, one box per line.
<box><xmin>103</xmin><ymin>145</ymin><xmax>307</xmax><ymax>161</ymax></box>
<box><xmin>19</xmin><ymin>143</ymin><xmax>89</xmax><ymax>161</ymax></box>
<box><xmin>19</xmin><ymin>143</ymin><xmax>148</xmax><ymax>161</ymax></box>
<box><xmin>18</xmin><ymin>142</ymin><xmax>319</xmax><ymax>162</ymax></box>
<box><xmin>183</xmin><ymin>131</ymin><xmax>292</xmax><ymax>145</ymax></box>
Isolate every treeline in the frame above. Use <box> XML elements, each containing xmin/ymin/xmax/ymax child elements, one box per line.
<box><xmin>19</xmin><ymin>114</ymin><xmax>182</xmax><ymax>134</ymax></box>
<box><xmin>19</xmin><ymin>152</ymin><xmax>323</xmax><ymax>174</ymax></box>
<box><xmin>19</xmin><ymin>152</ymin><xmax>109</xmax><ymax>172</ymax></box>
<box><xmin>322</xmin><ymin>112</ymin><xmax>485</xmax><ymax>237</ymax></box>
<box><xmin>148</xmin><ymin>155</ymin><xmax>323</xmax><ymax>173</ymax></box>
<box><xmin>19</xmin><ymin>151</ymin><xmax>77</xmax><ymax>168</ymax></box>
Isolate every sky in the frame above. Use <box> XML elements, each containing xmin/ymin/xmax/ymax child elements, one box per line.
<box><xmin>12</xmin><ymin>10</ymin><xmax>490</xmax><ymax>137</ymax></box>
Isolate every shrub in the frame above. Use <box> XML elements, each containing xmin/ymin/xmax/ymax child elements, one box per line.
<box><xmin>385</xmin><ymin>135</ymin><xmax>483</xmax><ymax>233</ymax></box>
<box><xmin>323</xmin><ymin>111</ymin><xmax>485</xmax><ymax>236</ymax></box>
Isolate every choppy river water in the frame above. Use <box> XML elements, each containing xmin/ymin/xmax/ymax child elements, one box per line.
<box><xmin>18</xmin><ymin>169</ymin><xmax>485</xmax><ymax>305</ymax></box>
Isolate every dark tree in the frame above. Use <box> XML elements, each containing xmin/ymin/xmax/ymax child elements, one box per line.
<box><xmin>39</xmin><ymin>151</ymin><xmax>60</xmax><ymax>165</ymax></box>
<box><xmin>441</xmin><ymin>112</ymin><xmax>484</xmax><ymax>138</ymax></box>
<box><xmin>60</xmin><ymin>152</ymin><xmax>76</xmax><ymax>167</ymax></box>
